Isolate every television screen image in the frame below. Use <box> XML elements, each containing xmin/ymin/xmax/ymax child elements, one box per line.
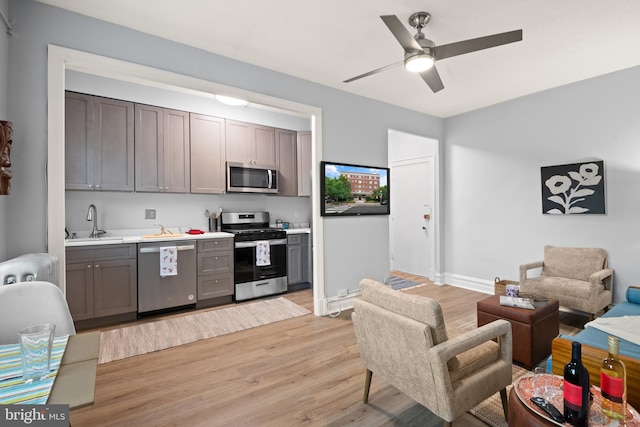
<box><xmin>321</xmin><ymin>161</ymin><xmax>390</xmax><ymax>217</ymax></box>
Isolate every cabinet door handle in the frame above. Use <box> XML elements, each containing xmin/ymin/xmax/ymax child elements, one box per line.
<box><xmin>87</xmin><ymin>264</ymin><xmax>92</xmax><ymax>268</ymax></box>
<box><xmin>95</xmin><ymin>264</ymin><xmax>100</xmax><ymax>268</ymax></box>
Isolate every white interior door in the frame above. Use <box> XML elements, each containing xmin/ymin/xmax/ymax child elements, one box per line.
<box><xmin>390</xmin><ymin>157</ymin><xmax>434</xmax><ymax>278</ymax></box>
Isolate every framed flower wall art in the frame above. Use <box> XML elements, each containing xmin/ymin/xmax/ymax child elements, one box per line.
<box><xmin>541</xmin><ymin>160</ymin><xmax>605</xmax><ymax>214</ymax></box>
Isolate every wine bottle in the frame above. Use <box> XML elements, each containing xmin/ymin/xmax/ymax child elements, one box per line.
<box><xmin>564</xmin><ymin>341</ymin><xmax>590</xmax><ymax>426</ymax></box>
<box><xmin>600</xmin><ymin>336</ymin><xmax>627</xmax><ymax>420</ymax></box>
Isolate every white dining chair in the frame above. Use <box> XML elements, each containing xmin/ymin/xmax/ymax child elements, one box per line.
<box><xmin>0</xmin><ymin>281</ymin><xmax>76</xmax><ymax>344</ymax></box>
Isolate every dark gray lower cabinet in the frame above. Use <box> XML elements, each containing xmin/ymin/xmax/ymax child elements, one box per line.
<box><xmin>287</xmin><ymin>235</ymin><xmax>304</xmax><ymax>285</ymax></box>
<box><xmin>65</xmin><ymin>244</ymin><xmax>137</xmax><ymax>322</ymax></box>
<box><xmin>287</xmin><ymin>234</ymin><xmax>312</xmax><ymax>286</ymax></box>
<box><xmin>196</xmin><ymin>238</ymin><xmax>234</xmax><ymax>305</ymax></box>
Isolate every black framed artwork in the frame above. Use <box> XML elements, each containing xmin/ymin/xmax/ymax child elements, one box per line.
<box><xmin>541</xmin><ymin>160</ymin><xmax>605</xmax><ymax>215</ymax></box>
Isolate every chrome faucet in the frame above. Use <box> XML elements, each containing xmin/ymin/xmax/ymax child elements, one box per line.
<box><xmin>86</xmin><ymin>204</ymin><xmax>106</xmax><ymax>238</ymax></box>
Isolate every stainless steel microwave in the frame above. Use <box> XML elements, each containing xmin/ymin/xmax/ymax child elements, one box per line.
<box><xmin>226</xmin><ymin>162</ymin><xmax>278</xmax><ymax>194</ymax></box>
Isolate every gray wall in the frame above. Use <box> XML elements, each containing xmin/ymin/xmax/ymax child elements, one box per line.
<box><xmin>0</xmin><ymin>0</ymin><xmax>8</xmax><ymax>260</ymax></box>
<box><xmin>15</xmin><ymin>0</ymin><xmax>634</xmax><ymax>306</ymax></box>
<box><xmin>444</xmin><ymin>66</ymin><xmax>640</xmax><ymax>303</ymax></box>
<box><xmin>6</xmin><ymin>0</ymin><xmax>444</xmax><ymax>300</ymax></box>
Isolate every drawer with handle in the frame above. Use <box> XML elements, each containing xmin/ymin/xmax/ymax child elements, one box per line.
<box><xmin>198</xmin><ymin>238</ymin><xmax>233</xmax><ymax>253</ymax></box>
<box><xmin>197</xmin><ymin>252</ymin><xmax>232</xmax><ymax>275</ymax></box>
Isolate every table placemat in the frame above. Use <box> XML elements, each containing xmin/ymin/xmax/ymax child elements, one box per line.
<box><xmin>0</xmin><ymin>335</ymin><xmax>69</xmax><ymax>404</ymax></box>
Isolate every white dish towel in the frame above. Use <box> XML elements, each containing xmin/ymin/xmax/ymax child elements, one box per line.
<box><xmin>160</xmin><ymin>246</ymin><xmax>178</xmax><ymax>277</ymax></box>
<box><xmin>255</xmin><ymin>241</ymin><xmax>271</xmax><ymax>266</ymax></box>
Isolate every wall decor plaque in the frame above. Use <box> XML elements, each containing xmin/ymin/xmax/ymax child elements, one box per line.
<box><xmin>541</xmin><ymin>160</ymin><xmax>605</xmax><ymax>215</ymax></box>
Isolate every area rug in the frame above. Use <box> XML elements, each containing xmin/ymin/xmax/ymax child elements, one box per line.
<box><xmin>469</xmin><ymin>364</ymin><xmax>530</xmax><ymax>427</ymax></box>
<box><xmin>389</xmin><ymin>275</ymin><xmax>425</xmax><ymax>290</ymax></box>
<box><xmin>98</xmin><ymin>297</ymin><xmax>311</xmax><ymax>364</ymax></box>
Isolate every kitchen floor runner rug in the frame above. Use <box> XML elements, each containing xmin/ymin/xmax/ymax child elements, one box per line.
<box><xmin>468</xmin><ymin>364</ymin><xmax>530</xmax><ymax>427</ymax></box>
<box><xmin>98</xmin><ymin>297</ymin><xmax>311</xmax><ymax>364</ymax></box>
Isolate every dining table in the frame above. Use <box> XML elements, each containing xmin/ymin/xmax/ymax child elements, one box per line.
<box><xmin>0</xmin><ymin>331</ymin><xmax>100</xmax><ymax>410</ymax></box>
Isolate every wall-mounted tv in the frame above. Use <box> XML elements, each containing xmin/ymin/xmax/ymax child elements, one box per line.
<box><xmin>320</xmin><ymin>161</ymin><xmax>390</xmax><ymax>217</ymax></box>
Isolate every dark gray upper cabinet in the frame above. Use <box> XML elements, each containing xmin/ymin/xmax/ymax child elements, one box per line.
<box><xmin>135</xmin><ymin>105</ymin><xmax>190</xmax><ymax>193</ymax></box>
<box><xmin>276</xmin><ymin>128</ymin><xmax>298</xmax><ymax>196</ymax></box>
<box><xmin>297</xmin><ymin>131</ymin><xmax>312</xmax><ymax>197</ymax></box>
<box><xmin>225</xmin><ymin>119</ymin><xmax>276</xmax><ymax>168</ymax></box>
<box><xmin>190</xmin><ymin>113</ymin><xmax>226</xmax><ymax>194</ymax></box>
<box><xmin>66</xmin><ymin>91</ymin><xmax>308</xmax><ymax>197</ymax></box>
<box><xmin>65</xmin><ymin>92</ymin><xmax>134</xmax><ymax>191</ymax></box>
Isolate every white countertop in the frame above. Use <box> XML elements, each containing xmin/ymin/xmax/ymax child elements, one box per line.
<box><xmin>65</xmin><ymin>228</ymin><xmax>311</xmax><ymax>247</ymax></box>
<box><xmin>64</xmin><ymin>231</ymin><xmax>234</xmax><ymax>247</ymax></box>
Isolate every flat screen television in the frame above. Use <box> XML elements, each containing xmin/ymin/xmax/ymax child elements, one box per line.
<box><xmin>320</xmin><ymin>161</ymin><xmax>390</xmax><ymax>217</ymax></box>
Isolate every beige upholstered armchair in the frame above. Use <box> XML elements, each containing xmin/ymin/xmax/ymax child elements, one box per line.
<box><xmin>352</xmin><ymin>279</ymin><xmax>513</xmax><ymax>427</ymax></box>
<box><xmin>519</xmin><ymin>245</ymin><xmax>613</xmax><ymax>318</ymax></box>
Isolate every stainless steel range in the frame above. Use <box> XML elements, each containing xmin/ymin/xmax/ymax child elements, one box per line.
<box><xmin>221</xmin><ymin>212</ymin><xmax>287</xmax><ymax>301</ymax></box>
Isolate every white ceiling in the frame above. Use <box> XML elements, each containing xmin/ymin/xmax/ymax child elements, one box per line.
<box><xmin>36</xmin><ymin>0</ymin><xmax>640</xmax><ymax>118</ymax></box>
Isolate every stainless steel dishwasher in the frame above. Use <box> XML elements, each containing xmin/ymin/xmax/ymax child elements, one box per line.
<box><xmin>137</xmin><ymin>240</ymin><xmax>197</xmax><ymax>314</ymax></box>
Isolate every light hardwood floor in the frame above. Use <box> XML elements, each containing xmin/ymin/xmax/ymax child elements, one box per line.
<box><xmin>70</xmin><ymin>272</ymin><xmax>585</xmax><ymax>426</ymax></box>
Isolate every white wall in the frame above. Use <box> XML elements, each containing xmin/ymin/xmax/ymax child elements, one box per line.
<box><xmin>66</xmin><ymin>191</ymin><xmax>310</xmax><ymax>237</ymax></box>
<box><xmin>388</xmin><ymin>129</ymin><xmax>437</xmax><ymax>162</ymax></box>
<box><xmin>444</xmin><ymin>66</ymin><xmax>640</xmax><ymax>303</ymax></box>
<box><xmin>0</xmin><ymin>0</ymin><xmax>8</xmax><ymax>260</ymax></box>
<box><xmin>6</xmin><ymin>0</ymin><xmax>444</xmax><ymax>306</ymax></box>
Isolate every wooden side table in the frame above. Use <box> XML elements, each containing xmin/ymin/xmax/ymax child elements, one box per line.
<box><xmin>477</xmin><ymin>294</ymin><xmax>559</xmax><ymax>369</ymax></box>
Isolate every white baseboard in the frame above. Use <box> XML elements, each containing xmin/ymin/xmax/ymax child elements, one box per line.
<box><xmin>321</xmin><ymin>292</ymin><xmax>360</xmax><ymax>317</ymax></box>
<box><xmin>442</xmin><ymin>273</ymin><xmax>494</xmax><ymax>295</ymax></box>
<box><xmin>319</xmin><ymin>273</ymin><xmax>494</xmax><ymax>317</ymax></box>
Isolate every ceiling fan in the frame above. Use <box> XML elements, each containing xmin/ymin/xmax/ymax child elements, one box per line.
<box><xmin>344</xmin><ymin>12</ymin><xmax>523</xmax><ymax>93</ymax></box>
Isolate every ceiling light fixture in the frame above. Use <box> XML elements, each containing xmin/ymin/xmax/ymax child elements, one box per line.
<box><xmin>215</xmin><ymin>94</ymin><xmax>249</xmax><ymax>106</ymax></box>
<box><xmin>404</xmin><ymin>51</ymin><xmax>434</xmax><ymax>73</ymax></box>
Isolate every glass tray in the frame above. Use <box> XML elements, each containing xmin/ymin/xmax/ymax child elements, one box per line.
<box><xmin>514</xmin><ymin>374</ymin><xmax>640</xmax><ymax>426</ymax></box>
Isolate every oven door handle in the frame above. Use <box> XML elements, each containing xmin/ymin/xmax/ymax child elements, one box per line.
<box><xmin>234</xmin><ymin>239</ymin><xmax>287</xmax><ymax>248</ymax></box>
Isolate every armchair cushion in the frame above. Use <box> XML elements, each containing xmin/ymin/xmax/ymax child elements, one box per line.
<box><xmin>446</xmin><ymin>325</ymin><xmax>505</xmax><ymax>383</ymax></box>
<box><xmin>542</xmin><ymin>245</ymin><xmax>607</xmax><ymax>282</ymax></box>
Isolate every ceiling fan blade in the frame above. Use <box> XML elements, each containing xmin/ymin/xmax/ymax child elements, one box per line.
<box><xmin>380</xmin><ymin>15</ymin><xmax>423</xmax><ymax>53</ymax></box>
<box><xmin>343</xmin><ymin>61</ymin><xmax>402</xmax><ymax>83</ymax></box>
<box><xmin>432</xmin><ymin>29</ymin><xmax>522</xmax><ymax>60</ymax></box>
<box><xmin>420</xmin><ymin>66</ymin><xmax>444</xmax><ymax>93</ymax></box>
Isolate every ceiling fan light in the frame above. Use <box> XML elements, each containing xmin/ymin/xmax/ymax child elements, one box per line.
<box><xmin>404</xmin><ymin>53</ymin><xmax>434</xmax><ymax>73</ymax></box>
